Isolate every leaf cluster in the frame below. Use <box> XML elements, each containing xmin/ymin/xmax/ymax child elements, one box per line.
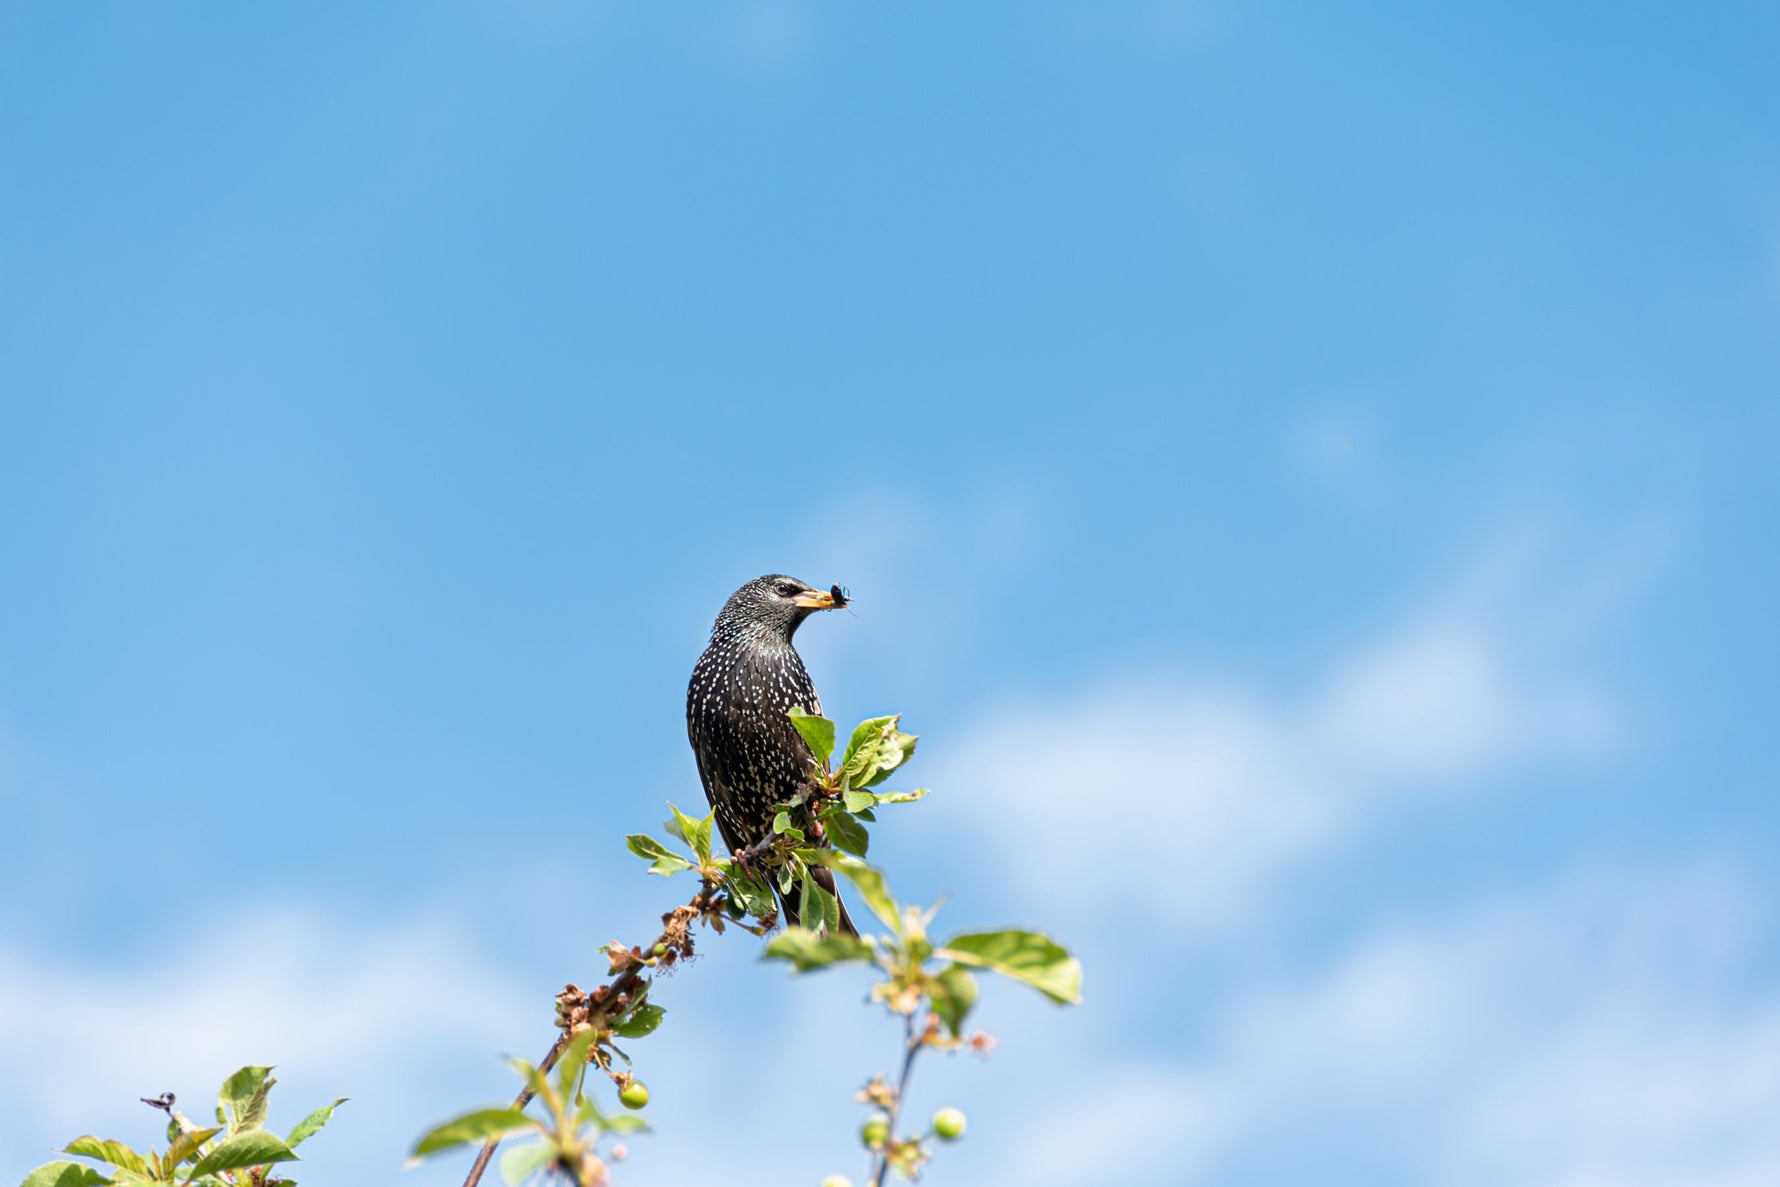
<box><xmin>21</xmin><ymin>1067</ymin><xmax>343</xmax><ymax>1187</ymax></box>
<box><xmin>409</xmin><ymin>1031</ymin><xmax>646</xmax><ymax>1187</ymax></box>
<box><xmin>624</xmin><ymin>713</ymin><xmax>929</xmax><ymax>939</ymax></box>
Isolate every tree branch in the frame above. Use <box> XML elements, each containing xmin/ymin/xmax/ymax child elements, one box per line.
<box><xmin>459</xmin><ymin>880</ymin><xmax>742</xmax><ymax>1187</ymax></box>
<box><xmin>867</xmin><ymin>1010</ymin><xmax>927</xmax><ymax>1187</ymax></box>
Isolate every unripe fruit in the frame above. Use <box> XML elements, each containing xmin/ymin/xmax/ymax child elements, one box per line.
<box><xmin>619</xmin><ymin>1080</ymin><xmax>649</xmax><ymax>1110</ymax></box>
<box><xmin>932</xmin><ymin>1107</ymin><xmax>966</xmax><ymax>1141</ymax></box>
<box><xmin>860</xmin><ymin>1116</ymin><xmax>889</xmax><ymax>1148</ymax></box>
<box><xmin>820</xmin><ymin>1178</ymin><xmax>854</xmax><ymax>1187</ymax></box>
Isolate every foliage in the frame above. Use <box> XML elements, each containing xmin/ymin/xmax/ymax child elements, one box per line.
<box><xmin>409</xmin><ymin>1031</ymin><xmax>646</xmax><ymax>1187</ymax></box>
<box><xmin>21</xmin><ymin>711</ymin><xmax>1078</xmax><ymax>1187</ymax></box>
<box><xmin>19</xmin><ymin>1067</ymin><xmax>344</xmax><ymax>1187</ymax></box>
<box><xmin>420</xmin><ymin>709</ymin><xmax>1081</xmax><ymax>1187</ymax></box>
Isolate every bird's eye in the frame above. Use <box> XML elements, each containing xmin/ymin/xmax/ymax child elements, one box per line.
<box><xmin>775</xmin><ymin>582</ymin><xmax>798</xmax><ymax>597</ymax></box>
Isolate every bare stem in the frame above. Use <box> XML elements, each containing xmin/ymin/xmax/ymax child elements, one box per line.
<box><xmin>459</xmin><ymin>883</ymin><xmax>727</xmax><ymax>1187</ymax></box>
<box><xmin>867</xmin><ymin>1010</ymin><xmax>926</xmax><ymax>1187</ymax></box>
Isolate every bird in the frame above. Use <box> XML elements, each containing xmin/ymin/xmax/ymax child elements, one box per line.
<box><xmin>686</xmin><ymin>574</ymin><xmax>857</xmax><ymax>936</ymax></box>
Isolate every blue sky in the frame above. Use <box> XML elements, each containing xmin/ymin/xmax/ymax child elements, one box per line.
<box><xmin>2</xmin><ymin>3</ymin><xmax>1777</xmax><ymax>1185</ymax></box>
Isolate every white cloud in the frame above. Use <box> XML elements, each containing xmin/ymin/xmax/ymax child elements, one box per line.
<box><xmin>994</xmin><ymin>1067</ymin><xmax>1226</xmax><ymax>1187</ymax></box>
<box><xmin>1174</xmin><ymin>854</ymin><xmax>1780</xmax><ymax>1187</ymax></box>
<box><xmin>0</xmin><ymin>909</ymin><xmax>531</xmax><ymax>1179</ymax></box>
<box><xmin>933</xmin><ymin>521</ymin><xmax>1641</xmax><ymax>929</ymax></box>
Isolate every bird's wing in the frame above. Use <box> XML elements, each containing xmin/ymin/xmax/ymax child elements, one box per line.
<box><xmin>688</xmin><ymin>723</ymin><xmax>748</xmax><ymax>857</ymax></box>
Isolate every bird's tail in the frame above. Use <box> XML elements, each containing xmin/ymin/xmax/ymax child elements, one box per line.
<box><xmin>777</xmin><ymin>865</ymin><xmax>859</xmax><ymax>938</ymax></box>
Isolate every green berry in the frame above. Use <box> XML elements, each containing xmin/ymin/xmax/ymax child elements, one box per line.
<box><xmin>860</xmin><ymin>1116</ymin><xmax>889</xmax><ymax>1148</ymax></box>
<box><xmin>619</xmin><ymin>1080</ymin><xmax>649</xmax><ymax>1110</ymax></box>
<box><xmin>932</xmin><ymin>1107</ymin><xmax>967</xmax><ymax>1141</ymax></box>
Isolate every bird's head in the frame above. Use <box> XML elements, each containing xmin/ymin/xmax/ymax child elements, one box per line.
<box><xmin>714</xmin><ymin>574</ymin><xmax>846</xmax><ymax>643</ymax></box>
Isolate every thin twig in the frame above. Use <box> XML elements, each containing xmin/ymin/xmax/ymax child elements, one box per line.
<box><xmin>459</xmin><ymin>886</ymin><xmax>726</xmax><ymax>1187</ymax></box>
<box><xmin>868</xmin><ymin>1010</ymin><xmax>926</xmax><ymax>1187</ymax></box>
<box><xmin>459</xmin><ymin>1030</ymin><xmax>571</xmax><ymax>1187</ymax></box>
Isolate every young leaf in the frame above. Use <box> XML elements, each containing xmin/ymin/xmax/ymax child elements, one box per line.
<box><xmin>838</xmin><ymin>716</ymin><xmax>919</xmax><ymax>788</ymax></box>
<box><xmin>163</xmin><ymin>1125</ymin><xmax>223</xmax><ymax>1172</ymax></box>
<box><xmin>239</xmin><ymin>1081</ymin><xmax>274</xmax><ymax>1134</ymax></box>
<box><xmin>216</xmin><ymin>1066</ymin><xmax>275</xmax><ymax>1133</ymax></box>
<box><xmin>20</xmin><ymin>1161</ymin><xmax>111</xmax><ymax>1187</ymax></box>
<box><xmin>837</xmin><ymin>716</ymin><xmax>892</xmax><ymax>784</ymax></box>
<box><xmin>937</xmin><ymin>930</ymin><xmax>1083</xmax><ymax>1004</ymax></box>
<box><xmin>763</xmin><ymin>926</ymin><xmax>874</xmax><ymax>972</ymax></box>
<box><xmin>410</xmin><ymin>1109</ymin><xmax>538</xmax><ymax>1159</ymax></box>
<box><xmin>786</xmin><ymin>707</ymin><xmax>836</xmax><ymax>764</ymax></box>
<box><xmin>929</xmin><ymin>965</ymin><xmax>980</xmax><ymax>1036</ymax></box>
<box><xmin>871</xmin><ymin>787</ymin><xmax>930</xmax><ymax>806</ymax></box>
<box><xmin>797</xmin><ymin>850</ymin><xmax>900</xmax><ymax>935</ymax></box>
<box><xmin>165</xmin><ymin>1109</ymin><xmax>201</xmax><ymax>1146</ymax></box>
<box><xmin>666</xmin><ymin>802</ymin><xmax>714</xmax><ymax>865</ymax></box>
<box><xmin>598</xmin><ymin>1112</ymin><xmax>650</xmax><ymax>1135</ymax></box>
<box><xmin>189</xmin><ymin>1130</ymin><xmax>298</xmax><ymax>1176</ymax></box>
<box><xmin>555</xmin><ymin>1029</ymin><xmax>601</xmax><ymax>1108</ymax></box>
<box><xmin>286</xmin><ymin>1099</ymin><xmax>347</xmax><ymax>1148</ymax></box>
<box><xmin>724</xmin><ymin>862</ymin><xmax>776</xmax><ymax>918</ymax></box>
<box><xmin>818</xmin><ymin>807</ymin><xmax>869</xmax><ymax>857</ymax></box>
<box><xmin>498</xmin><ymin>1140</ymin><xmax>557</xmax><ymax>1187</ymax></box>
<box><xmin>842</xmin><ymin>789</ymin><xmax>876</xmax><ymax>814</ymax></box>
<box><xmin>505</xmin><ymin>1055</ymin><xmax>555</xmax><ymax>1114</ymax></box>
<box><xmin>861</xmin><ymin>724</ymin><xmax>917</xmax><ymax>788</ymax></box>
<box><xmin>626</xmin><ymin>835</ymin><xmax>694</xmax><ymax>877</ymax></box>
<box><xmin>577</xmin><ymin>1096</ymin><xmax>651</xmax><ymax>1135</ymax></box>
<box><xmin>612</xmin><ymin>1003</ymin><xmax>665</xmax><ymax>1038</ymax></box>
<box><xmin>800</xmin><ymin>877</ymin><xmax>842</xmax><ymax>935</ymax></box>
<box><xmin>62</xmin><ymin>1138</ymin><xmax>150</xmax><ymax>1176</ymax></box>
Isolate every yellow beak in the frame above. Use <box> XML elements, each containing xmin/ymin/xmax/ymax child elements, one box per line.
<box><xmin>793</xmin><ymin>587</ymin><xmax>838</xmax><ymax>610</ymax></box>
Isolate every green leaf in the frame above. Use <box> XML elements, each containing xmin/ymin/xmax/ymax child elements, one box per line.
<box><xmin>799</xmin><ymin>877</ymin><xmax>842</xmax><ymax>935</ymax></box>
<box><xmin>797</xmin><ymin>850</ymin><xmax>900</xmax><ymax>934</ymax></box>
<box><xmin>216</xmin><ymin>1066</ymin><xmax>275</xmax><ymax>1134</ymax></box>
<box><xmin>842</xmin><ymin>789</ymin><xmax>876</xmax><ymax>813</ymax></box>
<box><xmin>763</xmin><ymin>926</ymin><xmax>874</xmax><ymax>971</ymax></box>
<box><xmin>189</xmin><ymin>1130</ymin><xmax>298</xmax><ymax>1177</ymax></box>
<box><xmin>625</xmin><ymin>834</ymin><xmax>694</xmax><ymax>877</ymax></box>
<box><xmin>575</xmin><ymin>1097</ymin><xmax>650</xmax><ymax>1135</ymax></box>
<box><xmin>505</xmin><ymin>1055</ymin><xmax>554</xmax><ymax>1113</ymax></box>
<box><xmin>837</xmin><ymin>716</ymin><xmax>889</xmax><ymax>784</ymax></box>
<box><xmin>20</xmin><ymin>1161</ymin><xmax>112</xmax><ymax>1187</ymax></box>
<box><xmin>612</xmin><ymin>1003</ymin><xmax>665</xmax><ymax>1038</ymax></box>
<box><xmin>409</xmin><ymin>1109</ymin><xmax>538</xmax><ymax>1159</ymax></box>
<box><xmin>723</xmin><ymin>862</ymin><xmax>776</xmax><ymax>918</ymax></box>
<box><xmin>286</xmin><ymin>1099</ymin><xmax>347</xmax><ymax>1149</ymax></box>
<box><xmin>598</xmin><ymin>1112</ymin><xmax>650</xmax><ymax>1135</ymax></box>
<box><xmin>937</xmin><ymin>930</ymin><xmax>1083</xmax><ymax>1004</ymax></box>
<box><xmin>555</xmin><ymin>1028</ymin><xmax>600</xmax><ymax>1108</ymax></box>
<box><xmin>499</xmin><ymin>1140</ymin><xmax>557</xmax><ymax>1186</ymax></box>
<box><xmin>872</xmin><ymin>787</ymin><xmax>931</xmax><ymax>805</ymax></box>
<box><xmin>163</xmin><ymin>1110</ymin><xmax>201</xmax><ymax>1147</ymax></box>
<box><xmin>838</xmin><ymin>716</ymin><xmax>919</xmax><ymax>789</ymax></box>
<box><xmin>666</xmin><ymin>802</ymin><xmax>714</xmax><ymax>865</ymax></box>
<box><xmin>786</xmin><ymin>707</ymin><xmax>836</xmax><ymax>764</ymax></box>
<box><xmin>162</xmin><ymin>1126</ymin><xmax>223</xmax><ymax>1172</ymax></box>
<box><xmin>929</xmin><ymin>965</ymin><xmax>979</xmax><ymax>1036</ymax></box>
<box><xmin>818</xmin><ymin>807</ymin><xmax>869</xmax><ymax>857</ymax></box>
<box><xmin>62</xmin><ymin>1139</ymin><xmax>148</xmax><ymax>1177</ymax></box>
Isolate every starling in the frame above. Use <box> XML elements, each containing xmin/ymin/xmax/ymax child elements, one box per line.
<box><xmin>686</xmin><ymin>574</ymin><xmax>857</xmax><ymax>936</ymax></box>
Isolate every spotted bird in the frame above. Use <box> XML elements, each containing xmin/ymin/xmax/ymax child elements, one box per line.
<box><xmin>686</xmin><ymin>574</ymin><xmax>857</xmax><ymax>936</ymax></box>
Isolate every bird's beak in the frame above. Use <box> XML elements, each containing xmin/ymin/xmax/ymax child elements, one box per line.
<box><xmin>793</xmin><ymin>588</ymin><xmax>837</xmax><ymax>610</ymax></box>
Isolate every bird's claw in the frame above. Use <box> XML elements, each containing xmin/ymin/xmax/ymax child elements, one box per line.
<box><xmin>730</xmin><ymin>836</ymin><xmax>771</xmax><ymax>880</ymax></box>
